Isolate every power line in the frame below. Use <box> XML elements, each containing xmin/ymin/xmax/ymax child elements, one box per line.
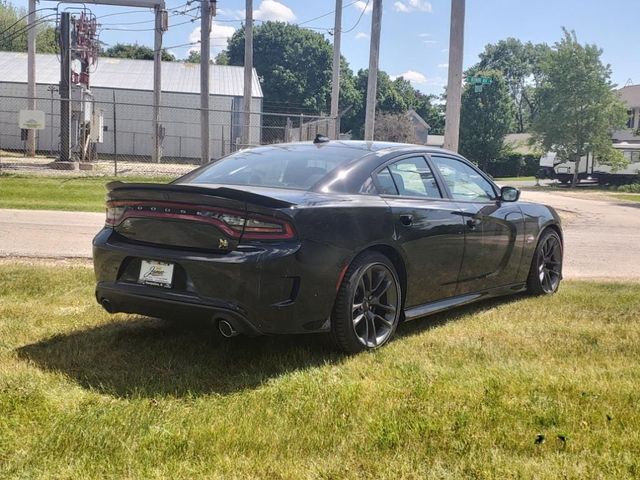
<box><xmin>0</xmin><ymin>8</ymin><xmax>57</xmax><ymax>38</ymax></box>
<box><xmin>342</xmin><ymin>0</ymin><xmax>370</xmax><ymax>33</ymax></box>
<box><xmin>98</xmin><ymin>7</ymin><xmax>199</xmax><ymax>27</ymax></box>
<box><xmin>100</xmin><ymin>16</ymin><xmax>200</xmax><ymax>32</ymax></box>
<box><xmin>0</xmin><ymin>14</ymin><xmax>59</xmax><ymax>45</ymax></box>
<box><xmin>297</xmin><ymin>0</ymin><xmax>358</xmax><ymax>27</ymax></box>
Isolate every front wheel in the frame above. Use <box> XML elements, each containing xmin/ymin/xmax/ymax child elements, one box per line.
<box><xmin>527</xmin><ymin>229</ymin><xmax>563</xmax><ymax>295</ymax></box>
<box><xmin>331</xmin><ymin>252</ymin><xmax>402</xmax><ymax>354</ymax></box>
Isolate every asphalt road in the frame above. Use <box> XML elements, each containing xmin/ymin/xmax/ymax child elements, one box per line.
<box><xmin>1</xmin><ymin>190</ymin><xmax>638</xmax><ymax>280</ymax></box>
<box><xmin>520</xmin><ymin>190</ymin><xmax>640</xmax><ymax>280</ymax></box>
<box><xmin>0</xmin><ymin>209</ymin><xmax>103</xmax><ymax>259</ymax></box>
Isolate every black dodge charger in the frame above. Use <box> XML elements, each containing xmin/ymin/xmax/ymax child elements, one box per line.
<box><xmin>93</xmin><ymin>140</ymin><xmax>563</xmax><ymax>353</ymax></box>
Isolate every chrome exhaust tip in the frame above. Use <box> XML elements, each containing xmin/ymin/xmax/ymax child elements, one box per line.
<box><xmin>100</xmin><ymin>298</ymin><xmax>114</xmax><ymax>313</ymax></box>
<box><xmin>218</xmin><ymin>319</ymin><xmax>238</xmax><ymax>338</ymax></box>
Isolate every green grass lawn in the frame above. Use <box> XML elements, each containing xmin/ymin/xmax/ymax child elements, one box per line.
<box><xmin>1</xmin><ymin>263</ymin><xmax>639</xmax><ymax>478</ymax></box>
<box><xmin>493</xmin><ymin>176</ymin><xmax>536</xmax><ymax>182</ymax></box>
<box><xmin>611</xmin><ymin>193</ymin><xmax>640</xmax><ymax>203</ymax></box>
<box><xmin>0</xmin><ymin>175</ymin><xmax>173</xmax><ymax>212</ymax></box>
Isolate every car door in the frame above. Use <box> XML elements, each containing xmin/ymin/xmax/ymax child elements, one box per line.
<box><xmin>373</xmin><ymin>155</ymin><xmax>465</xmax><ymax>307</ymax></box>
<box><xmin>429</xmin><ymin>154</ymin><xmax>524</xmax><ymax>294</ymax></box>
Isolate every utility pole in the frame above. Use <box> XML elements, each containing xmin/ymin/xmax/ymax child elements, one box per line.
<box><xmin>26</xmin><ymin>0</ymin><xmax>37</xmax><ymax>156</ymax></box>
<box><xmin>152</xmin><ymin>6</ymin><xmax>165</xmax><ymax>163</ymax></box>
<box><xmin>363</xmin><ymin>0</ymin><xmax>382</xmax><ymax>141</ymax></box>
<box><xmin>59</xmin><ymin>12</ymin><xmax>71</xmax><ymax>162</ymax></box>
<box><xmin>443</xmin><ymin>0</ymin><xmax>465</xmax><ymax>152</ymax></box>
<box><xmin>241</xmin><ymin>0</ymin><xmax>253</xmax><ymax>148</ymax></box>
<box><xmin>200</xmin><ymin>0</ymin><xmax>211</xmax><ymax>164</ymax></box>
<box><xmin>330</xmin><ymin>0</ymin><xmax>343</xmax><ymax>139</ymax></box>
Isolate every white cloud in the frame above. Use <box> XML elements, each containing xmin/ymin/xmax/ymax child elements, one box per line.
<box><xmin>418</xmin><ymin>33</ymin><xmax>432</xmax><ymax>38</ymax></box>
<box><xmin>354</xmin><ymin>1</ymin><xmax>373</xmax><ymax>14</ymax></box>
<box><xmin>254</xmin><ymin>0</ymin><xmax>296</xmax><ymax>22</ymax></box>
<box><xmin>355</xmin><ymin>32</ymin><xmax>369</xmax><ymax>40</ymax></box>
<box><xmin>438</xmin><ymin>63</ymin><xmax>448</xmax><ymax>68</ymax></box>
<box><xmin>393</xmin><ymin>0</ymin><xmax>432</xmax><ymax>13</ymax></box>
<box><xmin>188</xmin><ymin>21</ymin><xmax>237</xmax><ymax>54</ymax></box>
<box><xmin>391</xmin><ymin>70</ymin><xmax>427</xmax><ymax>85</ymax></box>
<box><xmin>423</xmin><ymin>40</ymin><xmax>438</xmax><ymax>45</ymax></box>
<box><xmin>393</xmin><ymin>2</ymin><xmax>409</xmax><ymax>12</ymax></box>
<box><xmin>441</xmin><ymin>48</ymin><xmax>449</xmax><ymax>53</ymax></box>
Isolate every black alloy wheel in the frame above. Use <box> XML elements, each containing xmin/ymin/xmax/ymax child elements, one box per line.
<box><xmin>331</xmin><ymin>252</ymin><xmax>402</xmax><ymax>353</ymax></box>
<box><xmin>527</xmin><ymin>229</ymin><xmax>563</xmax><ymax>295</ymax></box>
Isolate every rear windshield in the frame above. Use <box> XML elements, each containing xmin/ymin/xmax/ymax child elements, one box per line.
<box><xmin>181</xmin><ymin>144</ymin><xmax>367</xmax><ymax>190</ymax></box>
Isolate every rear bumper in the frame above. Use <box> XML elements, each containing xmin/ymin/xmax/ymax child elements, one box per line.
<box><xmin>92</xmin><ymin>228</ymin><xmax>341</xmax><ymax>335</ymax></box>
<box><xmin>95</xmin><ymin>282</ymin><xmax>261</xmax><ymax>335</ymax></box>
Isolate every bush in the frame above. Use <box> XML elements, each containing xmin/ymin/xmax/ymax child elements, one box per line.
<box><xmin>616</xmin><ymin>183</ymin><xmax>640</xmax><ymax>193</ymax></box>
<box><xmin>373</xmin><ymin>113</ymin><xmax>418</xmax><ymax>143</ymax></box>
<box><xmin>484</xmin><ymin>153</ymin><xmax>539</xmax><ymax>178</ymax></box>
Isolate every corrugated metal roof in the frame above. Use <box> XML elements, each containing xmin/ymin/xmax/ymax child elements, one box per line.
<box><xmin>0</xmin><ymin>51</ymin><xmax>263</xmax><ymax>98</ymax></box>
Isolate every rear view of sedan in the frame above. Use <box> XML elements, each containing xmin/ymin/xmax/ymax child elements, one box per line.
<box><xmin>93</xmin><ymin>140</ymin><xmax>563</xmax><ymax>353</ymax></box>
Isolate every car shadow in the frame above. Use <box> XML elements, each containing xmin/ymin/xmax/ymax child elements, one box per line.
<box><xmin>18</xmin><ymin>294</ymin><xmax>526</xmax><ymax>399</ymax></box>
<box><xmin>17</xmin><ymin>317</ymin><xmax>344</xmax><ymax>398</ymax></box>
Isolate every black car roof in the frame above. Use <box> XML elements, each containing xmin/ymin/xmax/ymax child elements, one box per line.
<box><xmin>257</xmin><ymin>140</ymin><xmax>459</xmax><ymax>157</ymax></box>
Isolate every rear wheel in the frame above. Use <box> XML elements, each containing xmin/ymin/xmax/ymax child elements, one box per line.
<box><xmin>527</xmin><ymin>229</ymin><xmax>563</xmax><ymax>295</ymax></box>
<box><xmin>331</xmin><ymin>252</ymin><xmax>402</xmax><ymax>353</ymax></box>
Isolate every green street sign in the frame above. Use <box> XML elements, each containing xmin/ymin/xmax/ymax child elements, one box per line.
<box><xmin>474</xmin><ymin>85</ymin><xmax>483</xmax><ymax>93</ymax></box>
<box><xmin>466</xmin><ymin>76</ymin><xmax>493</xmax><ymax>85</ymax></box>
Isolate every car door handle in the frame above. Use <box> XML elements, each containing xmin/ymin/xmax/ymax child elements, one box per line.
<box><xmin>400</xmin><ymin>214</ymin><xmax>413</xmax><ymax>226</ymax></box>
<box><xmin>466</xmin><ymin>218</ymin><xmax>479</xmax><ymax>230</ymax></box>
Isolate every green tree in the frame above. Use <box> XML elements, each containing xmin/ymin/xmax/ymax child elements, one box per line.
<box><xmin>470</xmin><ymin>38</ymin><xmax>550</xmax><ymax>132</ymax></box>
<box><xmin>1</xmin><ymin>0</ymin><xmax>58</xmax><ymax>53</ymax></box>
<box><xmin>103</xmin><ymin>43</ymin><xmax>175</xmax><ymax>62</ymax></box>
<box><xmin>531</xmin><ymin>30</ymin><xmax>627</xmax><ymax>187</ymax></box>
<box><xmin>225</xmin><ymin>22</ymin><xmax>333</xmax><ymax>114</ymax></box>
<box><xmin>342</xmin><ymin>69</ymin><xmax>442</xmax><ymax>139</ymax></box>
<box><xmin>459</xmin><ymin>70</ymin><xmax>514</xmax><ymax>171</ymax></box>
<box><xmin>185</xmin><ymin>50</ymin><xmax>200</xmax><ymax>63</ymax></box>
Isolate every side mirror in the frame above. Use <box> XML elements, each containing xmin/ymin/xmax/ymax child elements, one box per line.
<box><xmin>500</xmin><ymin>186</ymin><xmax>520</xmax><ymax>202</ymax></box>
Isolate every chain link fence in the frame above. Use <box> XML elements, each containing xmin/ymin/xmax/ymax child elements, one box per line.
<box><xmin>0</xmin><ymin>93</ymin><xmax>336</xmax><ymax>178</ymax></box>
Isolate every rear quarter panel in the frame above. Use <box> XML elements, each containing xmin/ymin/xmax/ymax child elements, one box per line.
<box><xmin>517</xmin><ymin>201</ymin><xmax>563</xmax><ymax>282</ymax></box>
<box><xmin>283</xmin><ymin>195</ymin><xmax>396</xmax><ymax>328</ymax></box>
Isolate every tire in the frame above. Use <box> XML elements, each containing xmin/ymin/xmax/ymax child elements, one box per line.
<box><xmin>527</xmin><ymin>229</ymin><xmax>563</xmax><ymax>295</ymax></box>
<box><xmin>331</xmin><ymin>251</ymin><xmax>402</xmax><ymax>353</ymax></box>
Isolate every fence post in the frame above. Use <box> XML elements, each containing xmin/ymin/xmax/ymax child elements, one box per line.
<box><xmin>221</xmin><ymin>124</ymin><xmax>226</xmax><ymax>157</ymax></box>
<box><xmin>285</xmin><ymin>117</ymin><xmax>291</xmax><ymax>142</ymax></box>
<box><xmin>112</xmin><ymin>91</ymin><xmax>118</xmax><ymax>177</ymax></box>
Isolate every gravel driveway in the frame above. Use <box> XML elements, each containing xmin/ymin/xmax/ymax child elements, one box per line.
<box><xmin>1</xmin><ymin>190</ymin><xmax>638</xmax><ymax>280</ymax></box>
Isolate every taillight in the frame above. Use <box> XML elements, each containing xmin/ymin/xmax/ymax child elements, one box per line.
<box><xmin>105</xmin><ymin>201</ymin><xmax>295</xmax><ymax>240</ymax></box>
<box><xmin>242</xmin><ymin>215</ymin><xmax>296</xmax><ymax>240</ymax></box>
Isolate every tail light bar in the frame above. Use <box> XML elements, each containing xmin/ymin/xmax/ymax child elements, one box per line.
<box><xmin>105</xmin><ymin>201</ymin><xmax>295</xmax><ymax>240</ymax></box>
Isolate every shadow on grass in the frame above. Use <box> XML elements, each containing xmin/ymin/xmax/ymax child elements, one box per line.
<box><xmin>18</xmin><ymin>294</ymin><xmax>526</xmax><ymax>398</ymax></box>
<box><xmin>18</xmin><ymin>318</ymin><xmax>343</xmax><ymax>398</ymax></box>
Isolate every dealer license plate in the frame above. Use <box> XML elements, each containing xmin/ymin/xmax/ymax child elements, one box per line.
<box><xmin>138</xmin><ymin>260</ymin><xmax>174</xmax><ymax>288</ymax></box>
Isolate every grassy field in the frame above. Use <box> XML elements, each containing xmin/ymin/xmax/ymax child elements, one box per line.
<box><xmin>612</xmin><ymin>193</ymin><xmax>640</xmax><ymax>203</ymax></box>
<box><xmin>493</xmin><ymin>176</ymin><xmax>536</xmax><ymax>182</ymax></box>
<box><xmin>0</xmin><ymin>175</ymin><xmax>173</xmax><ymax>212</ymax></box>
<box><xmin>1</xmin><ymin>263</ymin><xmax>639</xmax><ymax>478</ymax></box>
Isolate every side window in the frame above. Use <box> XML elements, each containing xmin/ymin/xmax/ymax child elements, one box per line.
<box><xmin>431</xmin><ymin>156</ymin><xmax>496</xmax><ymax>201</ymax></box>
<box><xmin>375</xmin><ymin>167</ymin><xmax>398</xmax><ymax>195</ymax></box>
<box><xmin>374</xmin><ymin>156</ymin><xmax>442</xmax><ymax>198</ymax></box>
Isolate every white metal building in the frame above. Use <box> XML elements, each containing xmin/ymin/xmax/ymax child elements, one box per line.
<box><xmin>0</xmin><ymin>51</ymin><xmax>264</xmax><ymax>160</ymax></box>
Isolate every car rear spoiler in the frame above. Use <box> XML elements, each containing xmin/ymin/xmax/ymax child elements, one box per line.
<box><xmin>106</xmin><ymin>181</ymin><xmax>295</xmax><ymax>209</ymax></box>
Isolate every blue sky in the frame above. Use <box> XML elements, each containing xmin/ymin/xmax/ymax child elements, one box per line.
<box><xmin>15</xmin><ymin>0</ymin><xmax>639</xmax><ymax>96</ymax></box>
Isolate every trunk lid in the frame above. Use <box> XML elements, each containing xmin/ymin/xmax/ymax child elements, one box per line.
<box><xmin>106</xmin><ymin>182</ymin><xmax>296</xmax><ymax>252</ymax></box>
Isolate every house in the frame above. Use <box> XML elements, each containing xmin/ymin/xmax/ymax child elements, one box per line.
<box><xmin>0</xmin><ymin>51</ymin><xmax>263</xmax><ymax>160</ymax></box>
<box><xmin>614</xmin><ymin>84</ymin><xmax>640</xmax><ymax>144</ymax></box>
